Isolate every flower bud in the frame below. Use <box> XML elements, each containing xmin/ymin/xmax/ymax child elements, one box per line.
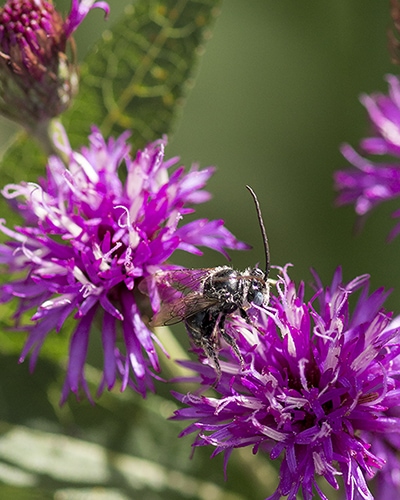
<box><xmin>0</xmin><ymin>0</ymin><xmax>109</xmax><ymax>133</ymax></box>
<box><xmin>0</xmin><ymin>0</ymin><xmax>78</xmax><ymax>130</ymax></box>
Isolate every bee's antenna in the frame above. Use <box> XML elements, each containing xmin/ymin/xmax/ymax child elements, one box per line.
<box><xmin>245</xmin><ymin>185</ymin><xmax>270</xmax><ymax>277</ymax></box>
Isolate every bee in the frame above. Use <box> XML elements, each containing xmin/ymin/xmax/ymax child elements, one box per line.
<box><xmin>142</xmin><ymin>186</ymin><xmax>271</xmax><ymax>381</ymax></box>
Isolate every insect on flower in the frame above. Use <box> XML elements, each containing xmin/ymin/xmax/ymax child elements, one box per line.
<box><xmin>141</xmin><ymin>186</ymin><xmax>271</xmax><ymax>382</ymax></box>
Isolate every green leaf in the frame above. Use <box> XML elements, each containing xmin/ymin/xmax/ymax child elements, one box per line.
<box><xmin>0</xmin><ymin>132</ymin><xmax>46</xmax><ymax>186</ymax></box>
<box><xmin>0</xmin><ymin>1</ymin><xmax>220</xmax><ymax>178</ymax></box>
<box><xmin>63</xmin><ymin>0</ymin><xmax>222</xmax><ymax>150</ymax></box>
<box><xmin>0</xmin><ymin>420</ymin><xmax>247</xmax><ymax>500</ymax></box>
<box><xmin>0</xmin><ymin>356</ymin><xmax>278</xmax><ymax>499</ymax></box>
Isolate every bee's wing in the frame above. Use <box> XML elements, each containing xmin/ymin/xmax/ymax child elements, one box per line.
<box><xmin>152</xmin><ymin>268</ymin><xmax>215</xmax><ymax>293</ymax></box>
<box><xmin>150</xmin><ymin>293</ymin><xmax>219</xmax><ymax>327</ymax></box>
<box><xmin>139</xmin><ymin>268</ymin><xmax>213</xmax><ymax>298</ymax></box>
<box><xmin>140</xmin><ymin>267</ymin><xmax>219</xmax><ymax>327</ymax></box>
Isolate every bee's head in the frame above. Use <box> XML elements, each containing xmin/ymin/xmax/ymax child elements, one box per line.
<box><xmin>245</xmin><ymin>267</ymin><xmax>269</xmax><ymax>307</ymax></box>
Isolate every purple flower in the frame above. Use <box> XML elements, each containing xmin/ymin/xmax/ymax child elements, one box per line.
<box><xmin>0</xmin><ymin>0</ymin><xmax>109</xmax><ymax>129</ymax></box>
<box><xmin>172</xmin><ymin>265</ymin><xmax>400</xmax><ymax>500</ymax></box>
<box><xmin>335</xmin><ymin>75</ymin><xmax>400</xmax><ymax>239</ymax></box>
<box><xmin>0</xmin><ymin>124</ymin><xmax>247</xmax><ymax>403</ymax></box>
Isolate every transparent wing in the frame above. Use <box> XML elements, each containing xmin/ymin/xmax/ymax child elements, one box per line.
<box><xmin>139</xmin><ymin>267</ymin><xmax>214</xmax><ymax>299</ymax></box>
<box><xmin>152</xmin><ymin>267</ymin><xmax>217</xmax><ymax>293</ymax></box>
<box><xmin>150</xmin><ymin>292</ymin><xmax>220</xmax><ymax>327</ymax></box>
<box><xmin>140</xmin><ymin>267</ymin><xmax>222</xmax><ymax>327</ymax></box>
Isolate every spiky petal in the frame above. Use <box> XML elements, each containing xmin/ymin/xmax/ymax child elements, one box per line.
<box><xmin>335</xmin><ymin>75</ymin><xmax>400</xmax><ymax>239</ymax></box>
<box><xmin>173</xmin><ymin>265</ymin><xmax>400</xmax><ymax>500</ymax></box>
<box><xmin>0</xmin><ymin>125</ymin><xmax>247</xmax><ymax>403</ymax></box>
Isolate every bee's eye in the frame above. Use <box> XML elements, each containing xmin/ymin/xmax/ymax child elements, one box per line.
<box><xmin>249</xmin><ymin>290</ymin><xmax>264</xmax><ymax>306</ymax></box>
<box><xmin>247</xmin><ymin>280</ymin><xmax>265</xmax><ymax>305</ymax></box>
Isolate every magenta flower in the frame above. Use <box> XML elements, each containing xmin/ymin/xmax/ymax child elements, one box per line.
<box><xmin>362</xmin><ymin>342</ymin><xmax>400</xmax><ymax>500</ymax></box>
<box><xmin>0</xmin><ymin>125</ymin><xmax>247</xmax><ymax>403</ymax></box>
<box><xmin>172</xmin><ymin>265</ymin><xmax>400</xmax><ymax>500</ymax></box>
<box><xmin>0</xmin><ymin>0</ymin><xmax>109</xmax><ymax>128</ymax></box>
<box><xmin>335</xmin><ymin>75</ymin><xmax>400</xmax><ymax>239</ymax></box>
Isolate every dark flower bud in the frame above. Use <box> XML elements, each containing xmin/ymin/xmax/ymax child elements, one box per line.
<box><xmin>389</xmin><ymin>0</ymin><xmax>400</xmax><ymax>64</ymax></box>
<box><xmin>0</xmin><ymin>0</ymin><xmax>109</xmax><ymax>132</ymax></box>
<box><xmin>0</xmin><ymin>0</ymin><xmax>76</xmax><ymax>130</ymax></box>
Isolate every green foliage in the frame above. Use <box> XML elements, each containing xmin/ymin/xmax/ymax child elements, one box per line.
<box><xmin>0</xmin><ymin>0</ymin><xmax>220</xmax><ymax>180</ymax></box>
<box><xmin>0</xmin><ymin>133</ymin><xmax>45</xmax><ymax>187</ymax></box>
<box><xmin>0</xmin><ymin>356</ymin><xmax>274</xmax><ymax>500</ymax></box>
<box><xmin>64</xmin><ymin>0</ymin><xmax>222</xmax><ymax>151</ymax></box>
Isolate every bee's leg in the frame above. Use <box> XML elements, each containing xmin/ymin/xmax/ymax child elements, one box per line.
<box><xmin>240</xmin><ymin>307</ymin><xmax>266</xmax><ymax>335</ymax></box>
<box><xmin>201</xmin><ymin>339</ymin><xmax>221</xmax><ymax>387</ymax></box>
<box><xmin>219</xmin><ymin>315</ymin><xmax>244</xmax><ymax>367</ymax></box>
<box><xmin>239</xmin><ymin>308</ymin><xmax>249</xmax><ymax>321</ymax></box>
<box><xmin>185</xmin><ymin>312</ymin><xmax>221</xmax><ymax>384</ymax></box>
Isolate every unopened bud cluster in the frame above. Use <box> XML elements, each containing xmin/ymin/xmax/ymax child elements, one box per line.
<box><xmin>0</xmin><ymin>0</ymin><xmax>78</xmax><ymax>130</ymax></box>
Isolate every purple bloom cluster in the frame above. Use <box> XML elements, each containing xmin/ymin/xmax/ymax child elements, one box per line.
<box><xmin>335</xmin><ymin>75</ymin><xmax>400</xmax><ymax>239</ymax></box>
<box><xmin>0</xmin><ymin>0</ymin><xmax>109</xmax><ymax>53</ymax></box>
<box><xmin>0</xmin><ymin>0</ymin><xmax>109</xmax><ymax>127</ymax></box>
<box><xmin>172</xmin><ymin>265</ymin><xmax>400</xmax><ymax>500</ymax></box>
<box><xmin>0</xmin><ymin>125</ymin><xmax>247</xmax><ymax>403</ymax></box>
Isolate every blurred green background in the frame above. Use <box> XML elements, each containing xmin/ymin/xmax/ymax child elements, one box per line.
<box><xmin>165</xmin><ymin>0</ymin><xmax>400</xmax><ymax>312</ymax></box>
<box><xmin>0</xmin><ymin>1</ymin><xmax>398</xmax><ymax>499</ymax></box>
